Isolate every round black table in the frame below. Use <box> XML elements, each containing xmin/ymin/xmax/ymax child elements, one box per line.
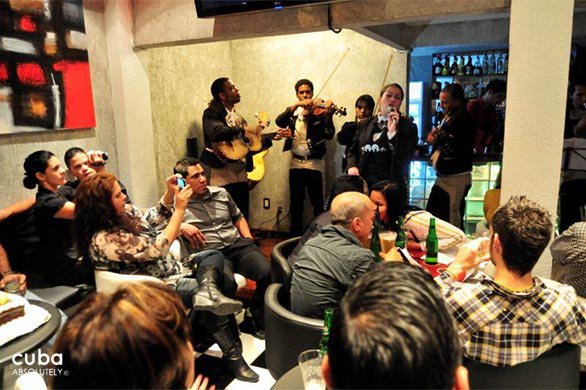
<box><xmin>0</xmin><ymin>300</ymin><xmax>62</xmax><ymax>366</ymax></box>
<box><xmin>272</xmin><ymin>365</ymin><xmax>303</xmax><ymax>389</ymax></box>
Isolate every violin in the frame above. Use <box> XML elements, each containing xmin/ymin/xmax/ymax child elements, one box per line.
<box><xmin>303</xmin><ymin>98</ymin><xmax>347</xmax><ymax>117</ymax></box>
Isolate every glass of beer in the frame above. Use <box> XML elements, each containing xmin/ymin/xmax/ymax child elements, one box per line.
<box><xmin>379</xmin><ymin>231</ymin><xmax>397</xmax><ymax>254</ymax></box>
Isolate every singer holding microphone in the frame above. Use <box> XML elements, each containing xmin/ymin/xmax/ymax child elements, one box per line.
<box><xmin>346</xmin><ymin>83</ymin><xmax>418</xmax><ymax>190</ymax></box>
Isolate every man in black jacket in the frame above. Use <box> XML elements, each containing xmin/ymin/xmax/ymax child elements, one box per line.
<box><xmin>276</xmin><ymin>79</ymin><xmax>335</xmax><ymax>235</ymax></box>
<box><xmin>426</xmin><ymin>83</ymin><xmax>475</xmax><ymax>229</ymax></box>
<box><xmin>200</xmin><ymin>78</ymin><xmax>271</xmax><ymax>220</ymax></box>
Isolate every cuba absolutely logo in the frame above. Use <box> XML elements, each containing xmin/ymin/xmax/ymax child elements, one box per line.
<box><xmin>11</xmin><ymin>350</ymin><xmax>67</xmax><ymax>377</ymax></box>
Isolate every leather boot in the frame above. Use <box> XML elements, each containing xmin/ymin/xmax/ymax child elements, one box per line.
<box><xmin>228</xmin><ymin>314</ymin><xmax>243</xmax><ymax>352</ymax></box>
<box><xmin>211</xmin><ymin>325</ymin><xmax>259</xmax><ymax>382</ymax></box>
<box><xmin>193</xmin><ymin>266</ymin><xmax>243</xmax><ymax>316</ymax></box>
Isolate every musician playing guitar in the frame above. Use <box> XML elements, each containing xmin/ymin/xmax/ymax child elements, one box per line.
<box><xmin>200</xmin><ymin>77</ymin><xmax>271</xmax><ymax>220</ymax></box>
<box><xmin>275</xmin><ymin>79</ymin><xmax>336</xmax><ymax>236</ymax></box>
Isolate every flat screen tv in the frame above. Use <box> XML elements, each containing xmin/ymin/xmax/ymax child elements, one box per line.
<box><xmin>195</xmin><ymin>0</ymin><xmax>340</xmax><ymax>18</ymax></box>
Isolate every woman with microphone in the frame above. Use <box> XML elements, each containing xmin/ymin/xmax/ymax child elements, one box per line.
<box><xmin>346</xmin><ymin>83</ymin><xmax>418</xmax><ymax>190</ymax></box>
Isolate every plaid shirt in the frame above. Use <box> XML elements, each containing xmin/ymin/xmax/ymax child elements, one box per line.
<box><xmin>436</xmin><ymin>271</ymin><xmax>586</xmax><ymax>367</ymax></box>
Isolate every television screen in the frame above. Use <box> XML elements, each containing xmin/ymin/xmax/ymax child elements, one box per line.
<box><xmin>195</xmin><ymin>0</ymin><xmax>338</xmax><ymax>18</ymax></box>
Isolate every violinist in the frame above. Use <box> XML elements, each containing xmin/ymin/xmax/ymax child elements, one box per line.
<box><xmin>276</xmin><ymin>79</ymin><xmax>335</xmax><ymax>236</ymax></box>
<box><xmin>425</xmin><ymin>83</ymin><xmax>474</xmax><ymax>229</ymax></box>
<box><xmin>337</xmin><ymin>94</ymin><xmax>375</xmax><ymax>172</ymax></box>
<box><xmin>346</xmin><ymin>83</ymin><xmax>418</xmax><ymax>191</ymax></box>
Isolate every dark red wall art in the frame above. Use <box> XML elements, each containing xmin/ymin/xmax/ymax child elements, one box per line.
<box><xmin>0</xmin><ymin>0</ymin><xmax>96</xmax><ymax>134</ymax></box>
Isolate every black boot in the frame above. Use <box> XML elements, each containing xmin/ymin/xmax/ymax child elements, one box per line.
<box><xmin>228</xmin><ymin>314</ymin><xmax>243</xmax><ymax>352</ymax></box>
<box><xmin>193</xmin><ymin>266</ymin><xmax>243</xmax><ymax>316</ymax></box>
<box><xmin>239</xmin><ymin>308</ymin><xmax>265</xmax><ymax>340</ymax></box>
<box><xmin>211</xmin><ymin>325</ymin><xmax>259</xmax><ymax>382</ymax></box>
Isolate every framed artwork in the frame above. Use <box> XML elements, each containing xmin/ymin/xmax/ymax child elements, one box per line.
<box><xmin>0</xmin><ymin>0</ymin><xmax>96</xmax><ymax>134</ymax></box>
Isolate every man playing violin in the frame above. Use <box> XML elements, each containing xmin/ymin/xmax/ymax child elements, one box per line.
<box><xmin>200</xmin><ymin>77</ymin><xmax>271</xmax><ymax>220</ymax></box>
<box><xmin>346</xmin><ymin>83</ymin><xmax>418</xmax><ymax>191</ymax></box>
<box><xmin>276</xmin><ymin>79</ymin><xmax>336</xmax><ymax>236</ymax></box>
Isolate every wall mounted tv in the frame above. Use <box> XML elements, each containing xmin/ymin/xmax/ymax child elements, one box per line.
<box><xmin>195</xmin><ymin>1</ymin><xmax>340</xmax><ymax>18</ymax></box>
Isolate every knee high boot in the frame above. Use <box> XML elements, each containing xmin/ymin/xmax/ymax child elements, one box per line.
<box><xmin>193</xmin><ymin>265</ymin><xmax>243</xmax><ymax>316</ymax></box>
<box><xmin>202</xmin><ymin>313</ymin><xmax>259</xmax><ymax>383</ymax></box>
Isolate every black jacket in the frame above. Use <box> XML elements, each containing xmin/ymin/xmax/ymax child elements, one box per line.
<box><xmin>275</xmin><ymin>107</ymin><xmax>335</xmax><ymax>159</ymax></box>
<box><xmin>200</xmin><ymin>102</ymin><xmax>272</xmax><ymax>169</ymax></box>
<box><xmin>346</xmin><ymin>116</ymin><xmax>418</xmax><ymax>182</ymax></box>
<box><xmin>432</xmin><ymin>109</ymin><xmax>474</xmax><ymax>175</ymax></box>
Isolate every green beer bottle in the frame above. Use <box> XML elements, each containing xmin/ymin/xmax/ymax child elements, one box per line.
<box><xmin>396</xmin><ymin>216</ymin><xmax>406</xmax><ymax>249</ymax></box>
<box><xmin>370</xmin><ymin>207</ymin><xmax>383</xmax><ymax>262</ymax></box>
<box><xmin>319</xmin><ymin>308</ymin><xmax>334</xmax><ymax>356</ymax></box>
<box><xmin>425</xmin><ymin>217</ymin><xmax>438</xmax><ymax>265</ymax></box>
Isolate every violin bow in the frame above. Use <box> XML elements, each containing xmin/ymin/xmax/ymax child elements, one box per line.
<box><xmin>374</xmin><ymin>51</ymin><xmax>394</xmax><ymax>115</ymax></box>
<box><xmin>313</xmin><ymin>47</ymin><xmax>350</xmax><ymax>100</ymax></box>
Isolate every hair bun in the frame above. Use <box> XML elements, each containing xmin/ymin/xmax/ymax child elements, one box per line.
<box><xmin>23</xmin><ymin>175</ymin><xmax>37</xmax><ymax>189</ymax></box>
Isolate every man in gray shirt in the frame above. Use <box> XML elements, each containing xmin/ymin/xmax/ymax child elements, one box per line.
<box><xmin>290</xmin><ymin>192</ymin><xmax>376</xmax><ymax>319</ymax></box>
<box><xmin>174</xmin><ymin>157</ymin><xmax>270</xmax><ymax>339</ymax></box>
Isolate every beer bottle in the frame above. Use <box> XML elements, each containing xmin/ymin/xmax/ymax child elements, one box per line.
<box><xmin>319</xmin><ymin>308</ymin><xmax>334</xmax><ymax>356</ymax></box>
<box><xmin>396</xmin><ymin>216</ymin><xmax>406</xmax><ymax>249</ymax></box>
<box><xmin>425</xmin><ymin>217</ymin><xmax>438</xmax><ymax>265</ymax></box>
<box><xmin>370</xmin><ymin>207</ymin><xmax>383</xmax><ymax>262</ymax></box>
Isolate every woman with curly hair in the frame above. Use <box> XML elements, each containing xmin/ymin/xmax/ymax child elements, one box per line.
<box><xmin>73</xmin><ymin>172</ymin><xmax>259</xmax><ymax>382</ymax></box>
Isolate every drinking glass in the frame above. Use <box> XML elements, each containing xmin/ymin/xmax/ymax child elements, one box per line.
<box><xmin>2</xmin><ymin>271</ymin><xmax>23</xmax><ymax>295</ymax></box>
<box><xmin>298</xmin><ymin>349</ymin><xmax>325</xmax><ymax>390</ymax></box>
<box><xmin>379</xmin><ymin>231</ymin><xmax>397</xmax><ymax>253</ymax></box>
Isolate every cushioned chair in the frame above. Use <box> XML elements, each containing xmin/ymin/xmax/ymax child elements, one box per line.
<box><xmin>270</xmin><ymin>236</ymin><xmax>300</xmax><ymax>289</ymax></box>
<box><xmin>464</xmin><ymin>343</ymin><xmax>581</xmax><ymax>389</ymax></box>
<box><xmin>94</xmin><ymin>270</ymin><xmax>163</xmax><ymax>294</ymax></box>
<box><xmin>264</xmin><ymin>283</ymin><xmax>323</xmax><ymax>380</ymax></box>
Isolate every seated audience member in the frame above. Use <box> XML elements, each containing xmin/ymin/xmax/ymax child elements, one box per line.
<box><xmin>73</xmin><ymin>172</ymin><xmax>259</xmax><ymax>381</ymax></box>
<box><xmin>437</xmin><ymin>195</ymin><xmax>586</xmax><ymax>366</ymax></box>
<box><xmin>23</xmin><ymin>150</ymin><xmax>94</xmax><ymax>286</ymax></box>
<box><xmin>290</xmin><ymin>192</ymin><xmax>375</xmax><ymax>319</ymax></box>
<box><xmin>62</xmin><ymin>147</ymin><xmax>132</xmax><ymax>202</ymax></box>
<box><xmin>288</xmin><ymin>175</ymin><xmax>368</xmax><ymax>265</ymax></box>
<box><xmin>370</xmin><ymin>180</ymin><xmax>466</xmax><ymax>250</ymax></box>
<box><xmin>174</xmin><ymin>157</ymin><xmax>270</xmax><ymax>339</ymax></box>
<box><xmin>323</xmin><ymin>263</ymin><xmax>469</xmax><ymax>389</ymax></box>
<box><xmin>551</xmin><ymin>221</ymin><xmax>586</xmax><ymax>298</ymax></box>
<box><xmin>52</xmin><ymin>282</ymin><xmax>214</xmax><ymax>389</ymax></box>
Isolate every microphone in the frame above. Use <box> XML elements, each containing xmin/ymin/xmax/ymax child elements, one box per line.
<box><xmin>387</xmin><ymin>106</ymin><xmax>397</xmax><ymax>123</ymax></box>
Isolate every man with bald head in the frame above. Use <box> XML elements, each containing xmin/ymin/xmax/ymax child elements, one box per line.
<box><xmin>290</xmin><ymin>192</ymin><xmax>376</xmax><ymax>318</ymax></box>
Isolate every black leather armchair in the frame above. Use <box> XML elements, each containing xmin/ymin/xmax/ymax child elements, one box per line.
<box><xmin>264</xmin><ymin>283</ymin><xmax>323</xmax><ymax>380</ymax></box>
<box><xmin>270</xmin><ymin>236</ymin><xmax>299</xmax><ymax>290</ymax></box>
<box><xmin>465</xmin><ymin>343</ymin><xmax>581</xmax><ymax>389</ymax></box>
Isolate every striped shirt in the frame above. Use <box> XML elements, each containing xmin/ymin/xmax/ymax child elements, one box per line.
<box><xmin>405</xmin><ymin>210</ymin><xmax>466</xmax><ymax>250</ymax></box>
<box><xmin>436</xmin><ymin>271</ymin><xmax>586</xmax><ymax>366</ymax></box>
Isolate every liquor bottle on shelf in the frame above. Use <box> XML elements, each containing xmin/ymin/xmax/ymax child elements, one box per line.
<box><xmin>370</xmin><ymin>208</ymin><xmax>382</xmax><ymax>262</ymax></box>
<box><xmin>456</xmin><ymin>56</ymin><xmax>465</xmax><ymax>76</ymax></box>
<box><xmin>319</xmin><ymin>308</ymin><xmax>333</xmax><ymax>357</ymax></box>
<box><xmin>488</xmin><ymin>52</ymin><xmax>496</xmax><ymax>74</ymax></box>
<box><xmin>480</xmin><ymin>54</ymin><xmax>488</xmax><ymax>75</ymax></box>
<box><xmin>496</xmin><ymin>53</ymin><xmax>505</xmax><ymax>74</ymax></box>
<box><xmin>431</xmin><ymin>81</ymin><xmax>440</xmax><ymax>100</ymax></box>
<box><xmin>450</xmin><ymin>55</ymin><xmax>458</xmax><ymax>75</ymax></box>
<box><xmin>464</xmin><ymin>55</ymin><xmax>473</xmax><ymax>75</ymax></box>
<box><xmin>425</xmin><ymin>218</ymin><xmax>438</xmax><ymax>265</ymax></box>
<box><xmin>433</xmin><ymin>55</ymin><xmax>442</xmax><ymax>76</ymax></box>
<box><xmin>503</xmin><ymin>53</ymin><xmax>508</xmax><ymax>74</ymax></box>
<box><xmin>473</xmin><ymin>55</ymin><xmax>482</xmax><ymax>75</ymax></box>
<box><xmin>441</xmin><ymin>55</ymin><xmax>450</xmax><ymax>76</ymax></box>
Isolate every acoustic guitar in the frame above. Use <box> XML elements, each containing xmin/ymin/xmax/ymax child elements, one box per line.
<box><xmin>214</xmin><ymin>112</ymin><xmax>282</xmax><ymax>162</ymax></box>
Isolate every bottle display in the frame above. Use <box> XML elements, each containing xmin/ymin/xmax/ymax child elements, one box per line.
<box><xmin>395</xmin><ymin>216</ymin><xmax>406</xmax><ymax>249</ymax></box>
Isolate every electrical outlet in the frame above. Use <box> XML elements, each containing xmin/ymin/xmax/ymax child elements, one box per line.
<box><xmin>263</xmin><ymin>198</ymin><xmax>270</xmax><ymax>209</ymax></box>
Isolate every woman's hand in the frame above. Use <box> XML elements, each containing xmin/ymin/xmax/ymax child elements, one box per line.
<box><xmin>387</xmin><ymin>110</ymin><xmax>400</xmax><ymax>132</ymax></box>
<box><xmin>175</xmin><ymin>185</ymin><xmax>193</xmax><ymax>211</ymax></box>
